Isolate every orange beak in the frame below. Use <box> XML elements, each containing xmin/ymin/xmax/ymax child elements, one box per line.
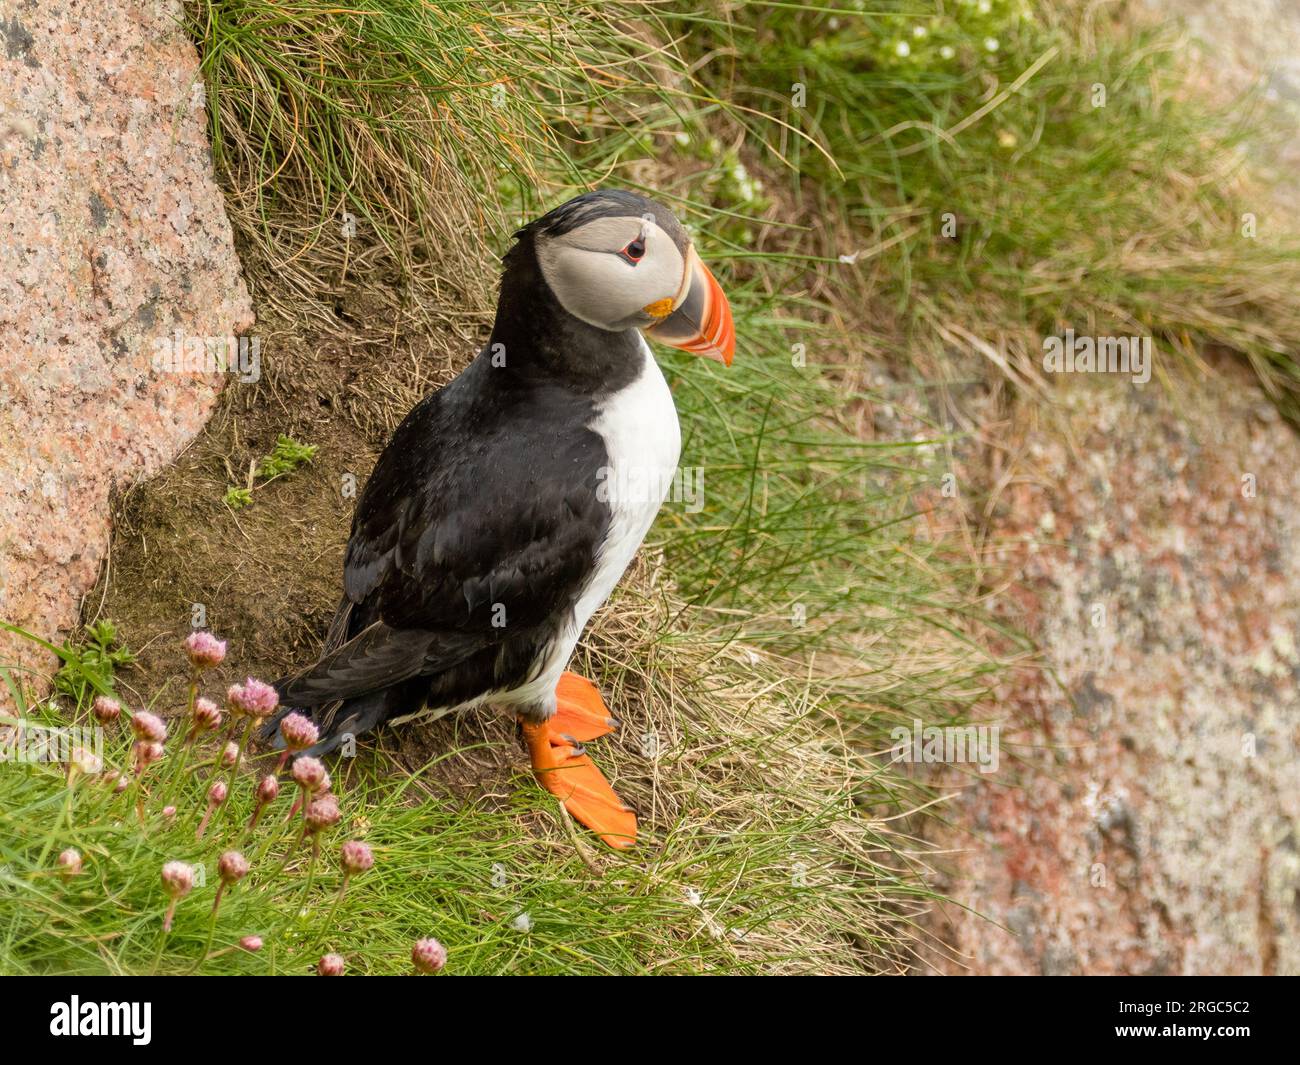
<box><xmin>644</xmin><ymin>246</ymin><xmax>735</xmax><ymax>366</ymax></box>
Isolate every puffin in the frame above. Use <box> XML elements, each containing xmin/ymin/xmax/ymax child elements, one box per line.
<box><xmin>262</xmin><ymin>189</ymin><xmax>735</xmax><ymax>849</ymax></box>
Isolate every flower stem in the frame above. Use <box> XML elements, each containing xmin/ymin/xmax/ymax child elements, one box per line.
<box><xmin>213</xmin><ymin>718</ymin><xmax>254</xmax><ymax>830</ymax></box>
<box><xmin>311</xmin><ymin>874</ymin><xmax>349</xmax><ymax>954</ymax></box>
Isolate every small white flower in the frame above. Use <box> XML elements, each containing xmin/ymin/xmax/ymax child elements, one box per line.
<box><xmin>984</xmin><ymin>37</ymin><xmax>1000</xmax><ymax>52</ymax></box>
<box><xmin>940</xmin><ymin>45</ymin><xmax>956</xmax><ymax>60</ymax></box>
<box><xmin>912</xmin><ymin>25</ymin><xmax>927</xmax><ymax>39</ymax></box>
<box><xmin>674</xmin><ymin>131</ymin><xmax>690</xmax><ymax>146</ymax></box>
<box><xmin>977</xmin><ymin>0</ymin><xmax>992</xmax><ymax>14</ymax></box>
<box><xmin>510</xmin><ymin>911</ymin><xmax>533</xmax><ymax>933</ymax></box>
<box><xmin>894</xmin><ymin>40</ymin><xmax>911</xmax><ymax>58</ymax></box>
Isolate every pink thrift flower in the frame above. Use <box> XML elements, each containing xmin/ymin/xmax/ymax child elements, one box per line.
<box><xmin>340</xmin><ymin>840</ymin><xmax>374</xmax><ymax>876</ymax></box>
<box><xmin>133</xmin><ymin>741</ymin><xmax>164</xmax><ymax>771</ymax></box>
<box><xmin>279</xmin><ymin>712</ymin><xmax>319</xmax><ymax>752</ymax></box>
<box><xmin>246</xmin><ymin>774</ymin><xmax>280</xmax><ymax>832</ymax></box>
<box><xmin>221</xmin><ymin>741</ymin><xmax>240</xmax><ymax>768</ymax></box>
<box><xmin>161</xmin><ymin>861</ymin><xmax>195</xmax><ymax>898</ymax></box>
<box><xmin>292</xmin><ymin>756</ymin><xmax>328</xmax><ymax>793</ymax></box>
<box><xmin>92</xmin><ymin>695</ymin><xmax>121</xmax><ymax>724</ymax></box>
<box><xmin>218</xmin><ymin>851</ymin><xmax>250</xmax><ymax>885</ymax></box>
<box><xmin>196</xmin><ymin>781</ymin><xmax>228</xmax><ymax>840</ymax></box>
<box><xmin>130</xmin><ymin>711</ymin><xmax>167</xmax><ymax>744</ymax></box>
<box><xmin>160</xmin><ymin>861</ymin><xmax>195</xmax><ymax>933</ymax></box>
<box><xmin>69</xmin><ymin>745</ymin><xmax>102</xmax><ymax>776</ymax></box>
<box><xmin>412</xmin><ymin>937</ymin><xmax>447</xmax><ymax>974</ymax></box>
<box><xmin>240</xmin><ymin>935</ymin><xmax>263</xmax><ymax>952</ymax></box>
<box><xmin>305</xmin><ymin>795</ymin><xmax>341</xmax><ymax>833</ymax></box>
<box><xmin>318</xmin><ymin>953</ymin><xmax>345</xmax><ymax>976</ymax></box>
<box><xmin>184</xmin><ymin>631</ymin><xmax>227</xmax><ymax>670</ymax></box>
<box><xmin>228</xmin><ymin>678</ymin><xmax>278</xmax><ymax>718</ymax></box>
<box><xmin>192</xmin><ymin>697</ymin><xmax>222</xmax><ymax>732</ymax></box>
<box><xmin>57</xmin><ymin>848</ymin><xmax>83</xmax><ymax>877</ymax></box>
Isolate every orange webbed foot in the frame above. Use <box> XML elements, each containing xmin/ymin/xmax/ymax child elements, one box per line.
<box><xmin>519</xmin><ymin>676</ymin><xmax>635</xmax><ymax>850</ymax></box>
<box><xmin>551</xmin><ymin>671</ymin><xmax>618</xmax><ymax>742</ymax></box>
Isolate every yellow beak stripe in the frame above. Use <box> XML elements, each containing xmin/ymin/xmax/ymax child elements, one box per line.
<box><xmin>641</xmin><ymin>297</ymin><xmax>675</xmax><ymax>320</ymax></box>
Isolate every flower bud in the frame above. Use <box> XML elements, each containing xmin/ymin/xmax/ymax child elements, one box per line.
<box><xmin>291</xmin><ymin>756</ymin><xmax>327</xmax><ymax>792</ymax></box>
<box><xmin>279</xmin><ymin>712</ymin><xmax>319</xmax><ymax>752</ymax></box>
<box><xmin>340</xmin><ymin>840</ymin><xmax>374</xmax><ymax>876</ymax></box>
<box><xmin>412</xmin><ymin>937</ymin><xmax>447</xmax><ymax>974</ymax></box>
<box><xmin>161</xmin><ymin>861</ymin><xmax>195</xmax><ymax>898</ymax></box>
<box><xmin>134</xmin><ymin>741</ymin><xmax>164</xmax><ymax>770</ymax></box>
<box><xmin>184</xmin><ymin>631</ymin><xmax>227</xmax><ymax>670</ymax></box>
<box><xmin>70</xmin><ymin>745</ymin><xmax>102</xmax><ymax>776</ymax></box>
<box><xmin>218</xmin><ymin>850</ymin><xmax>250</xmax><ymax>885</ymax></box>
<box><xmin>305</xmin><ymin>795</ymin><xmax>341</xmax><ymax>833</ymax></box>
<box><xmin>193</xmin><ymin>697</ymin><xmax>222</xmax><ymax>732</ymax></box>
<box><xmin>130</xmin><ymin>711</ymin><xmax>167</xmax><ymax>743</ymax></box>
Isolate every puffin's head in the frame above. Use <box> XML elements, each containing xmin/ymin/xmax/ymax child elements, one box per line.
<box><xmin>525</xmin><ymin>189</ymin><xmax>735</xmax><ymax>366</ymax></box>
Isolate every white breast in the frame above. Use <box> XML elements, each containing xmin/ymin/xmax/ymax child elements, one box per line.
<box><xmin>502</xmin><ymin>336</ymin><xmax>681</xmax><ymax>709</ymax></box>
<box><xmin>578</xmin><ymin>335</ymin><xmax>682</xmax><ymax>624</ymax></box>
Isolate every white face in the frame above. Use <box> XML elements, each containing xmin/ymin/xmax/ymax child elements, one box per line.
<box><xmin>535</xmin><ymin>214</ymin><xmax>689</xmax><ymax>332</ymax></box>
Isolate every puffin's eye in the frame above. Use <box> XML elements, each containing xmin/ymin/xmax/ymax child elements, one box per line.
<box><xmin>619</xmin><ymin>238</ymin><xmax>646</xmax><ymax>265</ymax></box>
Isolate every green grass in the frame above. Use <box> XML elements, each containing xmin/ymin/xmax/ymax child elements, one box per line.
<box><xmin>181</xmin><ymin>0</ymin><xmax>720</xmax><ymax>293</ymax></box>
<box><xmin>0</xmin><ymin>611</ymin><xmax>931</xmax><ymax>975</ymax></box>
<box><xmin>672</xmin><ymin>0</ymin><xmax>1300</xmax><ymax>416</ymax></box>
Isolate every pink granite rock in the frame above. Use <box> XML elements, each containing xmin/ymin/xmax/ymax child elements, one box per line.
<box><xmin>0</xmin><ymin>2</ymin><xmax>252</xmax><ymax>704</ymax></box>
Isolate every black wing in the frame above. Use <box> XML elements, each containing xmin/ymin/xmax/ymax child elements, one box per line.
<box><xmin>279</xmin><ymin>353</ymin><xmax>609</xmax><ymax>705</ymax></box>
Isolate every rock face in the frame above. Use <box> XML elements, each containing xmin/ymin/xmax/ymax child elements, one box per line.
<box><xmin>926</xmin><ymin>373</ymin><xmax>1300</xmax><ymax>975</ymax></box>
<box><xmin>0</xmin><ymin>1</ymin><xmax>252</xmax><ymax>700</ymax></box>
<box><xmin>916</xmin><ymin>0</ymin><xmax>1300</xmax><ymax>979</ymax></box>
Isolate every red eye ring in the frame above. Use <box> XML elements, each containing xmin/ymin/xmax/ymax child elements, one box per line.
<box><xmin>620</xmin><ymin>238</ymin><xmax>646</xmax><ymax>264</ymax></box>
